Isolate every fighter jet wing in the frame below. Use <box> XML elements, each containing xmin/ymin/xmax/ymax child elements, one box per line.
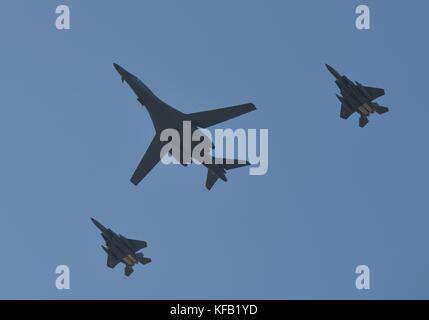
<box><xmin>363</xmin><ymin>86</ymin><xmax>385</xmax><ymax>100</ymax></box>
<box><xmin>187</xmin><ymin>103</ymin><xmax>256</xmax><ymax>128</ymax></box>
<box><xmin>130</xmin><ymin>136</ymin><xmax>167</xmax><ymax>185</ymax></box>
<box><xmin>127</xmin><ymin>239</ymin><xmax>148</xmax><ymax>251</ymax></box>
<box><xmin>107</xmin><ymin>254</ymin><xmax>120</xmax><ymax>269</ymax></box>
<box><xmin>340</xmin><ymin>104</ymin><xmax>354</xmax><ymax>119</ymax></box>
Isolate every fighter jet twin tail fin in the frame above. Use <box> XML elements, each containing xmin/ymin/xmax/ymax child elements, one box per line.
<box><xmin>187</xmin><ymin>103</ymin><xmax>256</xmax><ymax>128</ymax></box>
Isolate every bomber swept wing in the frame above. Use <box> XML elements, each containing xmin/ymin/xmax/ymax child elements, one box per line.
<box><xmin>187</xmin><ymin>103</ymin><xmax>256</xmax><ymax>128</ymax></box>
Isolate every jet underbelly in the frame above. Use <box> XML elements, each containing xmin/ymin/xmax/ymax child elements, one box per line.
<box><xmin>123</xmin><ymin>255</ymin><xmax>137</xmax><ymax>266</ymax></box>
<box><xmin>358</xmin><ymin>104</ymin><xmax>374</xmax><ymax>116</ymax></box>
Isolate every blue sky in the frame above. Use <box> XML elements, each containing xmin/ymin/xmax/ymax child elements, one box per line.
<box><xmin>0</xmin><ymin>0</ymin><xmax>428</xmax><ymax>299</ymax></box>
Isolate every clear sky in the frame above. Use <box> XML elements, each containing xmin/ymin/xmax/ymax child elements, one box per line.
<box><xmin>0</xmin><ymin>0</ymin><xmax>428</xmax><ymax>299</ymax></box>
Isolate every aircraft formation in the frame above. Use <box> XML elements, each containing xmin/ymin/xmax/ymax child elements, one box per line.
<box><xmin>326</xmin><ymin>64</ymin><xmax>388</xmax><ymax>128</ymax></box>
<box><xmin>92</xmin><ymin>63</ymin><xmax>389</xmax><ymax>276</ymax></box>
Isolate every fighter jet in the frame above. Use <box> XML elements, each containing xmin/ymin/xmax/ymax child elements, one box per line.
<box><xmin>91</xmin><ymin>218</ymin><xmax>151</xmax><ymax>277</ymax></box>
<box><xmin>326</xmin><ymin>64</ymin><xmax>389</xmax><ymax>128</ymax></box>
<box><xmin>113</xmin><ymin>63</ymin><xmax>255</xmax><ymax>190</ymax></box>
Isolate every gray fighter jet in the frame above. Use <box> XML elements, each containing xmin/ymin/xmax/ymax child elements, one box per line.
<box><xmin>326</xmin><ymin>64</ymin><xmax>389</xmax><ymax>128</ymax></box>
<box><xmin>113</xmin><ymin>63</ymin><xmax>255</xmax><ymax>190</ymax></box>
<box><xmin>91</xmin><ymin>218</ymin><xmax>151</xmax><ymax>277</ymax></box>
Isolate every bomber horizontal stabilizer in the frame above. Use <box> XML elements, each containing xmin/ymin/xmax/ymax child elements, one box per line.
<box><xmin>206</xmin><ymin>170</ymin><xmax>219</xmax><ymax>190</ymax></box>
<box><xmin>205</xmin><ymin>160</ymin><xmax>250</xmax><ymax>190</ymax></box>
<box><xmin>220</xmin><ymin>160</ymin><xmax>251</xmax><ymax>170</ymax></box>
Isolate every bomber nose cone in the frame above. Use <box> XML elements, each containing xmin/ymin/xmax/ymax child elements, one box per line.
<box><xmin>113</xmin><ymin>63</ymin><xmax>127</xmax><ymax>77</ymax></box>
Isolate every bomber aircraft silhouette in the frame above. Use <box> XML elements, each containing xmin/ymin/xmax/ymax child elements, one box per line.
<box><xmin>114</xmin><ymin>63</ymin><xmax>256</xmax><ymax>190</ymax></box>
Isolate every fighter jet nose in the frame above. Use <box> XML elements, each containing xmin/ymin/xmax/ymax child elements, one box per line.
<box><xmin>325</xmin><ymin>64</ymin><xmax>341</xmax><ymax>78</ymax></box>
<box><xmin>113</xmin><ymin>63</ymin><xmax>127</xmax><ymax>75</ymax></box>
<box><xmin>92</xmin><ymin>218</ymin><xmax>109</xmax><ymax>233</ymax></box>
